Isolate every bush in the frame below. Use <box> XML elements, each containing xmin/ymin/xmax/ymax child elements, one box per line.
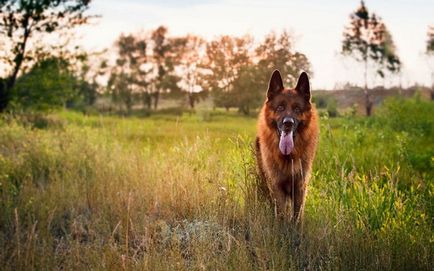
<box><xmin>10</xmin><ymin>58</ymin><xmax>78</xmax><ymax>112</ymax></box>
<box><xmin>376</xmin><ymin>97</ymin><xmax>433</xmax><ymax>136</ymax></box>
<box><xmin>312</xmin><ymin>95</ymin><xmax>328</xmax><ymax>108</ymax></box>
<box><xmin>375</xmin><ymin>97</ymin><xmax>434</xmax><ymax>175</ymax></box>
<box><xmin>326</xmin><ymin>98</ymin><xmax>339</xmax><ymax>117</ymax></box>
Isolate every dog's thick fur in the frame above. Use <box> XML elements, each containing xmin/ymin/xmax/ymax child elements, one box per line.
<box><xmin>256</xmin><ymin>70</ymin><xmax>319</xmax><ymax>222</ymax></box>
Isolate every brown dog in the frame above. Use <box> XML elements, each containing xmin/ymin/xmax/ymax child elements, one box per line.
<box><xmin>256</xmin><ymin>70</ymin><xmax>319</xmax><ymax>223</ymax></box>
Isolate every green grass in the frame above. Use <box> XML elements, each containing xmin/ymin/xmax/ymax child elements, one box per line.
<box><xmin>0</xmin><ymin>98</ymin><xmax>433</xmax><ymax>270</ymax></box>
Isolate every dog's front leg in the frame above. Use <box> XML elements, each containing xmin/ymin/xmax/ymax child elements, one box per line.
<box><xmin>270</xmin><ymin>184</ymin><xmax>289</xmax><ymax>219</ymax></box>
<box><xmin>292</xmin><ymin>178</ymin><xmax>307</xmax><ymax>225</ymax></box>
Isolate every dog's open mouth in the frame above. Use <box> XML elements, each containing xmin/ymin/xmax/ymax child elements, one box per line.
<box><xmin>279</xmin><ymin>130</ymin><xmax>294</xmax><ymax>156</ymax></box>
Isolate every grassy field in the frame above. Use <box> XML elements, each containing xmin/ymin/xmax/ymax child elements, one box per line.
<box><xmin>0</xmin><ymin>98</ymin><xmax>433</xmax><ymax>270</ymax></box>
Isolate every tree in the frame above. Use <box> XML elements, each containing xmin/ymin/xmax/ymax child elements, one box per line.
<box><xmin>150</xmin><ymin>26</ymin><xmax>181</xmax><ymax>109</ymax></box>
<box><xmin>0</xmin><ymin>0</ymin><xmax>93</xmax><ymax>112</ymax></box>
<box><xmin>108</xmin><ymin>72</ymin><xmax>133</xmax><ymax>112</ymax></box>
<box><xmin>427</xmin><ymin>26</ymin><xmax>434</xmax><ymax>54</ymax></box>
<box><xmin>201</xmin><ymin>31</ymin><xmax>311</xmax><ymax>114</ymax></box>
<box><xmin>342</xmin><ymin>1</ymin><xmax>401</xmax><ymax>116</ymax></box>
<box><xmin>11</xmin><ymin>57</ymin><xmax>77</xmax><ymax>111</ymax></box>
<box><xmin>427</xmin><ymin>26</ymin><xmax>434</xmax><ymax>89</ymax></box>
<box><xmin>232</xmin><ymin>65</ymin><xmax>262</xmax><ymax>115</ymax></box>
<box><xmin>108</xmin><ymin>34</ymin><xmax>148</xmax><ymax>112</ymax></box>
<box><xmin>77</xmin><ymin>55</ymin><xmax>100</xmax><ymax>107</ymax></box>
<box><xmin>255</xmin><ymin>31</ymin><xmax>311</xmax><ymax>89</ymax></box>
<box><xmin>64</xmin><ymin>52</ymin><xmax>101</xmax><ymax>109</ymax></box>
<box><xmin>201</xmin><ymin>35</ymin><xmax>253</xmax><ymax>111</ymax></box>
<box><xmin>173</xmin><ymin>34</ymin><xmax>207</xmax><ymax>109</ymax></box>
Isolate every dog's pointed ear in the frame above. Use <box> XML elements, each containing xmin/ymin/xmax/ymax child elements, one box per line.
<box><xmin>295</xmin><ymin>72</ymin><xmax>311</xmax><ymax>102</ymax></box>
<box><xmin>267</xmin><ymin>70</ymin><xmax>284</xmax><ymax>100</ymax></box>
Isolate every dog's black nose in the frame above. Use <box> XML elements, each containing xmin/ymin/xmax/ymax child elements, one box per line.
<box><xmin>282</xmin><ymin>117</ymin><xmax>295</xmax><ymax>132</ymax></box>
<box><xmin>283</xmin><ymin>117</ymin><xmax>294</xmax><ymax>126</ymax></box>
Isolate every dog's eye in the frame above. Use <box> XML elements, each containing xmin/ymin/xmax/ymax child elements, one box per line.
<box><xmin>294</xmin><ymin>107</ymin><xmax>301</xmax><ymax>114</ymax></box>
<box><xmin>276</xmin><ymin>105</ymin><xmax>285</xmax><ymax>112</ymax></box>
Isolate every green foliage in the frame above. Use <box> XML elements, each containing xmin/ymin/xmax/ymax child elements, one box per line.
<box><xmin>312</xmin><ymin>96</ymin><xmax>339</xmax><ymax>117</ymax></box>
<box><xmin>10</xmin><ymin>58</ymin><xmax>77</xmax><ymax>111</ymax></box>
<box><xmin>108</xmin><ymin>34</ymin><xmax>149</xmax><ymax>112</ymax></box>
<box><xmin>74</xmin><ymin>79</ymin><xmax>99</xmax><ymax>108</ymax></box>
<box><xmin>326</xmin><ymin>98</ymin><xmax>339</xmax><ymax>117</ymax></box>
<box><xmin>0</xmin><ymin>99</ymin><xmax>432</xmax><ymax>269</ymax></box>
<box><xmin>311</xmin><ymin>95</ymin><xmax>327</xmax><ymax>108</ymax></box>
<box><xmin>150</xmin><ymin>26</ymin><xmax>182</xmax><ymax>109</ymax></box>
<box><xmin>375</xmin><ymin>97</ymin><xmax>434</xmax><ymax>174</ymax></box>
<box><xmin>0</xmin><ymin>0</ymin><xmax>93</xmax><ymax>112</ymax></box>
<box><xmin>202</xmin><ymin>35</ymin><xmax>253</xmax><ymax>111</ymax></box>
<box><xmin>232</xmin><ymin>65</ymin><xmax>263</xmax><ymax>115</ymax></box>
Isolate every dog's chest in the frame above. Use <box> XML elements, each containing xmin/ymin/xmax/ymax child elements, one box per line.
<box><xmin>262</xmin><ymin>147</ymin><xmax>303</xmax><ymax>181</ymax></box>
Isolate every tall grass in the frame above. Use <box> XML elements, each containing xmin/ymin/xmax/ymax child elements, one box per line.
<box><xmin>0</xmin><ymin>98</ymin><xmax>432</xmax><ymax>270</ymax></box>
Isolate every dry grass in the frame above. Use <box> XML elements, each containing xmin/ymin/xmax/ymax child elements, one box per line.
<box><xmin>0</xmin><ymin>99</ymin><xmax>432</xmax><ymax>270</ymax></box>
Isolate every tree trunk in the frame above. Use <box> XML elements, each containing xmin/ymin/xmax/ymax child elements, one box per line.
<box><xmin>142</xmin><ymin>92</ymin><xmax>152</xmax><ymax>109</ymax></box>
<box><xmin>126</xmin><ymin>101</ymin><xmax>132</xmax><ymax>114</ymax></box>
<box><xmin>188</xmin><ymin>93</ymin><xmax>195</xmax><ymax>109</ymax></box>
<box><xmin>0</xmin><ymin>17</ymin><xmax>31</xmax><ymax>112</ymax></box>
<box><xmin>240</xmin><ymin>105</ymin><xmax>250</xmax><ymax>115</ymax></box>
<box><xmin>153</xmin><ymin>91</ymin><xmax>160</xmax><ymax>109</ymax></box>
<box><xmin>0</xmin><ymin>53</ymin><xmax>25</xmax><ymax>112</ymax></box>
<box><xmin>364</xmin><ymin>89</ymin><xmax>373</xmax><ymax>116</ymax></box>
<box><xmin>364</xmin><ymin>58</ymin><xmax>372</xmax><ymax>116</ymax></box>
<box><xmin>0</xmin><ymin>80</ymin><xmax>8</xmax><ymax>112</ymax></box>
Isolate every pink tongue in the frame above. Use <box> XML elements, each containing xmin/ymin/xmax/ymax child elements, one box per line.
<box><xmin>279</xmin><ymin>131</ymin><xmax>294</xmax><ymax>155</ymax></box>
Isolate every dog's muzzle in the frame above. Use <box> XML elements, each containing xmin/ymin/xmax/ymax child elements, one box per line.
<box><xmin>277</xmin><ymin>116</ymin><xmax>298</xmax><ymax>156</ymax></box>
<box><xmin>279</xmin><ymin>116</ymin><xmax>298</xmax><ymax>135</ymax></box>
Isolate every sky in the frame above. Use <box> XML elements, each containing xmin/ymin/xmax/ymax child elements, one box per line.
<box><xmin>79</xmin><ymin>0</ymin><xmax>434</xmax><ymax>90</ymax></box>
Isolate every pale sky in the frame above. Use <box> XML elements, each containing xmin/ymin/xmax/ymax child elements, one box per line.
<box><xmin>79</xmin><ymin>0</ymin><xmax>434</xmax><ymax>90</ymax></box>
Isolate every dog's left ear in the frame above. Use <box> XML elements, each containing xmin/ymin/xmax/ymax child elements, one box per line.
<box><xmin>295</xmin><ymin>72</ymin><xmax>311</xmax><ymax>102</ymax></box>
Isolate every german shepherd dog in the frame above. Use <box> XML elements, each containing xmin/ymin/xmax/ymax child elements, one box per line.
<box><xmin>256</xmin><ymin>70</ymin><xmax>319</xmax><ymax>223</ymax></box>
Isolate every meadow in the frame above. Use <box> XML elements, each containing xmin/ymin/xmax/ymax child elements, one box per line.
<box><xmin>0</xmin><ymin>97</ymin><xmax>432</xmax><ymax>270</ymax></box>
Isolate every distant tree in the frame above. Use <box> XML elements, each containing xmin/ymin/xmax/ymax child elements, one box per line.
<box><xmin>108</xmin><ymin>72</ymin><xmax>133</xmax><ymax>112</ymax></box>
<box><xmin>174</xmin><ymin>34</ymin><xmax>207</xmax><ymax>109</ymax></box>
<box><xmin>76</xmin><ymin>79</ymin><xmax>98</xmax><ymax>107</ymax></box>
<box><xmin>67</xmin><ymin>53</ymin><xmax>100</xmax><ymax>108</ymax></box>
<box><xmin>255</xmin><ymin>31</ymin><xmax>311</xmax><ymax>89</ymax></box>
<box><xmin>108</xmin><ymin>34</ymin><xmax>148</xmax><ymax>112</ymax></box>
<box><xmin>201</xmin><ymin>31</ymin><xmax>310</xmax><ymax>114</ymax></box>
<box><xmin>232</xmin><ymin>65</ymin><xmax>262</xmax><ymax>115</ymax></box>
<box><xmin>342</xmin><ymin>1</ymin><xmax>401</xmax><ymax>116</ymax></box>
<box><xmin>0</xmin><ymin>0</ymin><xmax>93</xmax><ymax>112</ymax></box>
<box><xmin>202</xmin><ymin>35</ymin><xmax>253</xmax><ymax>111</ymax></box>
<box><xmin>11</xmin><ymin>57</ymin><xmax>77</xmax><ymax>111</ymax></box>
<box><xmin>150</xmin><ymin>26</ymin><xmax>181</xmax><ymax>109</ymax></box>
<box><xmin>427</xmin><ymin>26</ymin><xmax>434</xmax><ymax>54</ymax></box>
<box><xmin>427</xmin><ymin>26</ymin><xmax>434</xmax><ymax>89</ymax></box>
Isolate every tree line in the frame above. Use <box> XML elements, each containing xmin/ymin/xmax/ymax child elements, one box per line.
<box><xmin>0</xmin><ymin>0</ymin><xmax>433</xmax><ymax>115</ymax></box>
<box><xmin>104</xmin><ymin>27</ymin><xmax>310</xmax><ymax>114</ymax></box>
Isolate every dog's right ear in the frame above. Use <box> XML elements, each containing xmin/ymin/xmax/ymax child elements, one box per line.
<box><xmin>267</xmin><ymin>70</ymin><xmax>283</xmax><ymax>100</ymax></box>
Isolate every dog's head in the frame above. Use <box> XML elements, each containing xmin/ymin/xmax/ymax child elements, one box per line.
<box><xmin>264</xmin><ymin>70</ymin><xmax>312</xmax><ymax>156</ymax></box>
